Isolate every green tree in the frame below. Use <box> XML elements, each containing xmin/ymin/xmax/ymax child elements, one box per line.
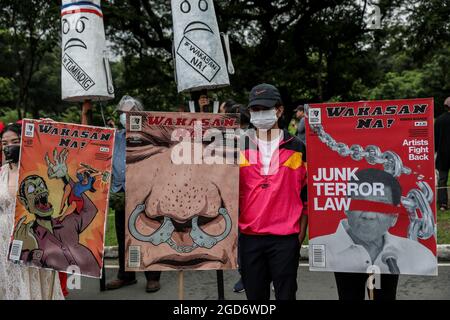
<box><xmin>0</xmin><ymin>0</ymin><xmax>60</xmax><ymax>119</ymax></box>
<box><xmin>1</xmin><ymin>0</ymin><xmax>450</xmax><ymax>123</ymax></box>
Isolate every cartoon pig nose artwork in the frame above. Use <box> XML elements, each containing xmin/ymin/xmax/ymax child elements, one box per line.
<box><xmin>61</xmin><ymin>0</ymin><xmax>114</xmax><ymax>102</ymax></box>
<box><xmin>171</xmin><ymin>0</ymin><xmax>231</xmax><ymax>93</ymax></box>
<box><xmin>128</xmin><ymin>165</ymin><xmax>232</xmax><ymax>253</ymax></box>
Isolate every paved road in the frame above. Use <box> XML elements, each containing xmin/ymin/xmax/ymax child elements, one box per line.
<box><xmin>67</xmin><ymin>261</ymin><xmax>450</xmax><ymax>300</ymax></box>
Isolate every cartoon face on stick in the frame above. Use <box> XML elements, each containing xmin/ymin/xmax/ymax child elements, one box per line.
<box><xmin>61</xmin><ymin>0</ymin><xmax>114</xmax><ymax>102</ymax></box>
<box><xmin>171</xmin><ymin>0</ymin><xmax>230</xmax><ymax>93</ymax></box>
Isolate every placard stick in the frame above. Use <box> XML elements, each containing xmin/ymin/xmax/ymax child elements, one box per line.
<box><xmin>216</xmin><ymin>270</ymin><xmax>225</xmax><ymax>300</ymax></box>
<box><xmin>178</xmin><ymin>270</ymin><xmax>184</xmax><ymax>300</ymax></box>
<box><xmin>48</xmin><ymin>270</ymin><xmax>56</xmax><ymax>300</ymax></box>
<box><xmin>100</xmin><ymin>264</ymin><xmax>106</xmax><ymax>291</ymax></box>
<box><xmin>81</xmin><ymin>100</ymin><xmax>93</xmax><ymax>125</ymax></box>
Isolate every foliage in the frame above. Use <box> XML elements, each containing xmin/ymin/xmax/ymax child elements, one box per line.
<box><xmin>0</xmin><ymin>0</ymin><xmax>449</xmax><ymax>124</ymax></box>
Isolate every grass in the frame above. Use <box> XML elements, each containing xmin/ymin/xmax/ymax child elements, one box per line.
<box><xmin>105</xmin><ymin>208</ymin><xmax>118</xmax><ymax>247</ymax></box>
<box><xmin>437</xmin><ymin>175</ymin><xmax>450</xmax><ymax>244</ymax></box>
<box><xmin>438</xmin><ymin>210</ymin><xmax>450</xmax><ymax>244</ymax></box>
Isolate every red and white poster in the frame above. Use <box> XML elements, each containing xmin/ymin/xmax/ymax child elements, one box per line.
<box><xmin>307</xmin><ymin>98</ymin><xmax>437</xmax><ymax>276</ymax></box>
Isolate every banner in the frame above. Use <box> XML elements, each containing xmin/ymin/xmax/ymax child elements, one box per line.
<box><xmin>61</xmin><ymin>0</ymin><xmax>114</xmax><ymax>102</ymax></box>
<box><xmin>8</xmin><ymin>120</ymin><xmax>115</xmax><ymax>278</ymax></box>
<box><xmin>307</xmin><ymin>98</ymin><xmax>438</xmax><ymax>276</ymax></box>
<box><xmin>171</xmin><ymin>0</ymin><xmax>230</xmax><ymax>93</ymax></box>
<box><xmin>125</xmin><ymin>112</ymin><xmax>239</xmax><ymax>271</ymax></box>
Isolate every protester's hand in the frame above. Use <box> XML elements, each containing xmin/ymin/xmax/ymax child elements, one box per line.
<box><xmin>298</xmin><ymin>233</ymin><xmax>305</xmax><ymax>247</ymax></box>
<box><xmin>106</xmin><ymin>119</ymin><xmax>116</xmax><ymax>128</ymax></box>
<box><xmin>298</xmin><ymin>215</ymin><xmax>308</xmax><ymax>246</ymax></box>
<box><xmin>14</xmin><ymin>216</ymin><xmax>38</xmax><ymax>252</ymax></box>
<box><xmin>199</xmin><ymin>97</ymin><xmax>209</xmax><ymax>107</ymax></box>
<box><xmin>45</xmin><ymin>148</ymin><xmax>69</xmax><ymax>180</ymax></box>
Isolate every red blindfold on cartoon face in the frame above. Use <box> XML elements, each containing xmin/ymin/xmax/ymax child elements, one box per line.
<box><xmin>348</xmin><ymin>199</ymin><xmax>401</xmax><ymax>215</ymax></box>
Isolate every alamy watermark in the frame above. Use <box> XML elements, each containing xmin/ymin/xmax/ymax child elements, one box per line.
<box><xmin>67</xmin><ymin>265</ymin><xmax>81</xmax><ymax>290</ymax></box>
<box><xmin>169</xmin><ymin>123</ymin><xmax>283</xmax><ymax>175</ymax></box>
<box><xmin>366</xmin><ymin>264</ymin><xmax>381</xmax><ymax>290</ymax></box>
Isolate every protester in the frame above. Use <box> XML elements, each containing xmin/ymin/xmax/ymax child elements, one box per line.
<box><xmin>288</xmin><ymin>115</ymin><xmax>298</xmax><ymax>136</ymax></box>
<box><xmin>239</xmin><ymin>105</ymin><xmax>251</xmax><ymax>130</ymax></box>
<box><xmin>0</xmin><ymin>123</ymin><xmax>64</xmax><ymax>300</ymax></box>
<box><xmin>191</xmin><ymin>89</ymin><xmax>212</xmax><ymax>113</ymax></box>
<box><xmin>294</xmin><ymin>105</ymin><xmax>306</xmax><ymax>144</ymax></box>
<box><xmin>435</xmin><ymin>96</ymin><xmax>450</xmax><ymax>211</ymax></box>
<box><xmin>239</xmin><ymin>84</ymin><xmax>308</xmax><ymax>300</ymax></box>
<box><xmin>176</xmin><ymin>104</ymin><xmax>186</xmax><ymax>112</ymax></box>
<box><xmin>106</xmin><ymin>96</ymin><xmax>162</xmax><ymax>293</ymax></box>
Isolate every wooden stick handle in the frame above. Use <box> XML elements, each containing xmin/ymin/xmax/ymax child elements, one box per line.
<box><xmin>81</xmin><ymin>100</ymin><xmax>93</xmax><ymax>125</ymax></box>
<box><xmin>178</xmin><ymin>270</ymin><xmax>184</xmax><ymax>300</ymax></box>
<box><xmin>48</xmin><ymin>270</ymin><xmax>56</xmax><ymax>300</ymax></box>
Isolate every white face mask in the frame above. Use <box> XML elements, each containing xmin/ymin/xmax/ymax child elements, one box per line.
<box><xmin>250</xmin><ymin>109</ymin><xmax>278</xmax><ymax>130</ymax></box>
<box><xmin>119</xmin><ymin>113</ymin><xmax>127</xmax><ymax>128</ymax></box>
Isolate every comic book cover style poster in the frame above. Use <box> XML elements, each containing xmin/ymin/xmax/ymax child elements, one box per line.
<box><xmin>307</xmin><ymin>98</ymin><xmax>438</xmax><ymax>276</ymax></box>
<box><xmin>125</xmin><ymin>112</ymin><xmax>239</xmax><ymax>271</ymax></box>
<box><xmin>8</xmin><ymin>120</ymin><xmax>115</xmax><ymax>278</ymax></box>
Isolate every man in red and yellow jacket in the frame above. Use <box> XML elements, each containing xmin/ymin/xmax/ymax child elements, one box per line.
<box><xmin>239</xmin><ymin>83</ymin><xmax>308</xmax><ymax>300</ymax></box>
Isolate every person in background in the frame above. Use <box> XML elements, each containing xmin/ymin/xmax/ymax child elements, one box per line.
<box><xmin>58</xmin><ymin>272</ymin><xmax>68</xmax><ymax>297</ymax></box>
<box><xmin>239</xmin><ymin>105</ymin><xmax>251</xmax><ymax>130</ymax></box>
<box><xmin>294</xmin><ymin>105</ymin><xmax>306</xmax><ymax>144</ymax></box>
<box><xmin>239</xmin><ymin>84</ymin><xmax>308</xmax><ymax>300</ymax></box>
<box><xmin>288</xmin><ymin>111</ymin><xmax>298</xmax><ymax>136</ymax></box>
<box><xmin>0</xmin><ymin>123</ymin><xmax>64</xmax><ymax>300</ymax></box>
<box><xmin>190</xmin><ymin>89</ymin><xmax>212</xmax><ymax>113</ymax></box>
<box><xmin>176</xmin><ymin>104</ymin><xmax>186</xmax><ymax>112</ymax></box>
<box><xmin>106</xmin><ymin>96</ymin><xmax>162</xmax><ymax>293</ymax></box>
<box><xmin>435</xmin><ymin>96</ymin><xmax>450</xmax><ymax>211</ymax></box>
<box><xmin>106</xmin><ymin>117</ymin><xmax>116</xmax><ymax>129</ymax></box>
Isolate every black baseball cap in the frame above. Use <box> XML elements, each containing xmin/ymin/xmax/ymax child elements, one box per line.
<box><xmin>248</xmin><ymin>83</ymin><xmax>282</xmax><ymax>109</ymax></box>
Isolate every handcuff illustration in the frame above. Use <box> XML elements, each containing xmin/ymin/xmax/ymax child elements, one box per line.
<box><xmin>128</xmin><ymin>203</ymin><xmax>232</xmax><ymax>253</ymax></box>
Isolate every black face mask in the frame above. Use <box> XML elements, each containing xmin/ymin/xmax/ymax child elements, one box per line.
<box><xmin>3</xmin><ymin>145</ymin><xmax>20</xmax><ymax>164</ymax></box>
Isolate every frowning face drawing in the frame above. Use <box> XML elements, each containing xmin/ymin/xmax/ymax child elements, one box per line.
<box><xmin>171</xmin><ymin>0</ymin><xmax>230</xmax><ymax>93</ymax></box>
<box><xmin>125</xmin><ymin>112</ymin><xmax>239</xmax><ymax>271</ymax></box>
<box><xmin>61</xmin><ymin>0</ymin><xmax>114</xmax><ymax>102</ymax></box>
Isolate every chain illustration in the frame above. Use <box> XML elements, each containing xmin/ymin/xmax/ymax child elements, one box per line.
<box><xmin>305</xmin><ymin>104</ymin><xmax>436</xmax><ymax>241</ymax></box>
